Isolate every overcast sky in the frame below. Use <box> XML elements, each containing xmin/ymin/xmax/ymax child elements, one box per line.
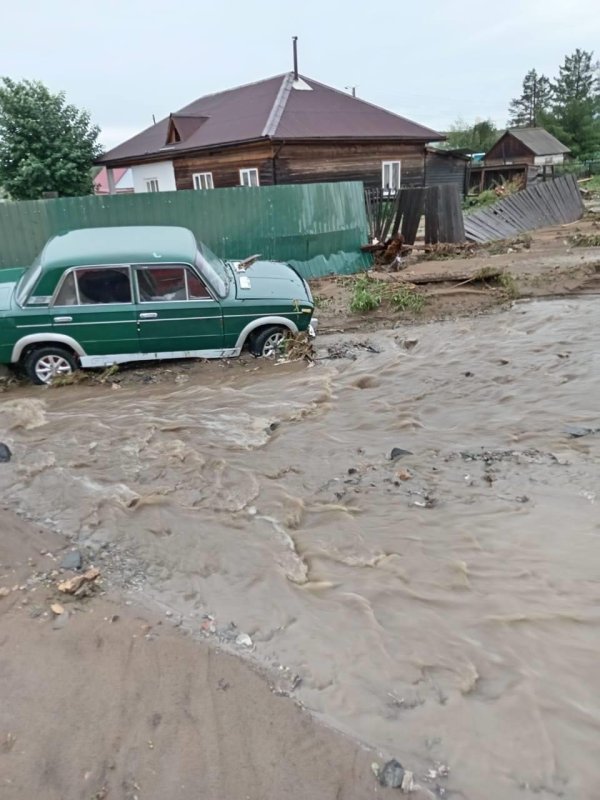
<box><xmin>2</xmin><ymin>0</ymin><xmax>599</xmax><ymax>150</ymax></box>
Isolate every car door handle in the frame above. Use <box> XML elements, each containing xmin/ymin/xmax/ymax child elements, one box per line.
<box><xmin>54</xmin><ymin>316</ymin><xmax>73</xmax><ymax>323</ymax></box>
<box><xmin>139</xmin><ymin>312</ymin><xmax>158</xmax><ymax>319</ymax></box>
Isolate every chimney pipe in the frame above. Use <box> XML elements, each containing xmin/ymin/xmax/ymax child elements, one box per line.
<box><xmin>292</xmin><ymin>36</ymin><xmax>298</xmax><ymax>80</ymax></box>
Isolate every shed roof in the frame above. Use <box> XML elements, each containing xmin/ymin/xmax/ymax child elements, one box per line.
<box><xmin>502</xmin><ymin>128</ymin><xmax>570</xmax><ymax>156</ymax></box>
<box><xmin>98</xmin><ymin>73</ymin><xmax>444</xmax><ymax>165</ymax></box>
<box><xmin>41</xmin><ymin>226</ymin><xmax>197</xmax><ymax>270</ymax></box>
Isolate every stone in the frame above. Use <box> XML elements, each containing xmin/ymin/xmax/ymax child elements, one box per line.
<box><xmin>378</xmin><ymin>759</ymin><xmax>406</xmax><ymax>788</ymax></box>
<box><xmin>390</xmin><ymin>448</ymin><xmax>412</xmax><ymax>461</ymax></box>
<box><xmin>60</xmin><ymin>550</ymin><xmax>83</xmax><ymax>571</ymax></box>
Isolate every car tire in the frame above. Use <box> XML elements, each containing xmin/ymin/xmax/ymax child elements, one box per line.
<box><xmin>250</xmin><ymin>326</ymin><xmax>288</xmax><ymax>358</ymax></box>
<box><xmin>23</xmin><ymin>346</ymin><xmax>78</xmax><ymax>385</ymax></box>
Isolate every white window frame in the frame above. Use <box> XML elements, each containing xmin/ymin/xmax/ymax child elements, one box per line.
<box><xmin>193</xmin><ymin>172</ymin><xmax>214</xmax><ymax>190</ymax></box>
<box><xmin>145</xmin><ymin>178</ymin><xmax>160</xmax><ymax>193</ymax></box>
<box><xmin>381</xmin><ymin>161</ymin><xmax>401</xmax><ymax>193</ymax></box>
<box><xmin>239</xmin><ymin>168</ymin><xmax>260</xmax><ymax>187</ymax></box>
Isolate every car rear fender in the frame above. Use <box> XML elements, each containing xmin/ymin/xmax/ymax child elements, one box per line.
<box><xmin>11</xmin><ymin>334</ymin><xmax>87</xmax><ymax>363</ymax></box>
<box><xmin>234</xmin><ymin>316</ymin><xmax>298</xmax><ymax>351</ymax></box>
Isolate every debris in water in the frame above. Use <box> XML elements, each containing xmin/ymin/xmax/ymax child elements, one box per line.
<box><xmin>564</xmin><ymin>424</ymin><xmax>599</xmax><ymax>438</ymax></box>
<box><xmin>51</xmin><ymin>603</ymin><xmax>65</xmax><ymax>615</ymax></box>
<box><xmin>235</xmin><ymin>633</ymin><xmax>253</xmax><ymax>648</ymax></box>
<box><xmin>0</xmin><ymin>587</ymin><xmax>11</xmax><ymax>598</ymax></box>
<box><xmin>0</xmin><ymin>443</ymin><xmax>12</xmax><ymax>463</ymax></box>
<box><xmin>390</xmin><ymin>447</ymin><xmax>413</xmax><ymax>461</ymax></box>
<box><xmin>395</xmin><ymin>468</ymin><xmax>412</xmax><ymax>481</ymax></box>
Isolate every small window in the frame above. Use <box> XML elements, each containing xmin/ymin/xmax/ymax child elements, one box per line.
<box><xmin>76</xmin><ymin>267</ymin><xmax>132</xmax><ymax>304</ymax></box>
<box><xmin>136</xmin><ymin>266</ymin><xmax>211</xmax><ymax>302</ymax></box>
<box><xmin>382</xmin><ymin>161</ymin><xmax>401</xmax><ymax>192</ymax></box>
<box><xmin>240</xmin><ymin>168</ymin><xmax>259</xmax><ymax>187</ymax></box>
<box><xmin>54</xmin><ymin>272</ymin><xmax>78</xmax><ymax>306</ymax></box>
<box><xmin>193</xmin><ymin>172</ymin><xmax>214</xmax><ymax>190</ymax></box>
<box><xmin>186</xmin><ymin>269</ymin><xmax>211</xmax><ymax>299</ymax></box>
<box><xmin>145</xmin><ymin>178</ymin><xmax>160</xmax><ymax>192</ymax></box>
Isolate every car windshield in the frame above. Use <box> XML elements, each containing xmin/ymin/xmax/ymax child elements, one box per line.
<box><xmin>195</xmin><ymin>241</ymin><xmax>229</xmax><ymax>299</ymax></box>
<box><xmin>15</xmin><ymin>256</ymin><xmax>42</xmax><ymax>306</ymax></box>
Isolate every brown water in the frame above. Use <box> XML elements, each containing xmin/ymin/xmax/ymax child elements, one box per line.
<box><xmin>2</xmin><ymin>297</ymin><xmax>599</xmax><ymax>799</ymax></box>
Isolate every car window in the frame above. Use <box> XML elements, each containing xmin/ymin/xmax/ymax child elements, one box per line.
<box><xmin>136</xmin><ymin>265</ymin><xmax>211</xmax><ymax>301</ymax></box>
<box><xmin>186</xmin><ymin>268</ymin><xmax>211</xmax><ymax>299</ymax></box>
<box><xmin>51</xmin><ymin>266</ymin><xmax>132</xmax><ymax>306</ymax></box>
<box><xmin>77</xmin><ymin>267</ymin><xmax>132</xmax><ymax>304</ymax></box>
<box><xmin>54</xmin><ymin>272</ymin><xmax>78</xmax><ymax>306</ymax></box>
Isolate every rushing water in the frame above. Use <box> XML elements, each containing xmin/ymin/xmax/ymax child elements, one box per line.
<box><xmin>1</xmin><ymin>297</ymin><xmax>599</xmax><ymax>800</ymax></box>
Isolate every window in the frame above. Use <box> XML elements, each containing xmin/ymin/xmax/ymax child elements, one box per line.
<box><xmin>145</xmin><ymin>178</ymin><xmax>160</xmax><ymax>192</ymax></box>
<box><xmin>52</xmin><ymin>267</ymin><xmax>132</xmax><ymax>306</ymax></box>
<box><xmin>76</xmin><ymin>267</ymin><xmax>132</xmax><ymax>304</ymax></box>
<box><xmin>382</xmin><ymin>161</ymin><xmax>401</xmax><ymax>192</ymax></box>
<box><xmin>54</xmin><ymin>272</ymin><xmax>78</xmax><ymax>306</ymax></box>
<box><xmin>193</xmin><ymin>172</ymin><xmax>214</xmax><ymax>190</ymax></box>
<box><xmin>136</xmin><ymin>266</ymin><xmax>211</xmax><ymax>302</ymax></box>
<box><xmin>240</xmin><ymin>168</ymin><xmax>259</xmax><ymax>187</ymax></box>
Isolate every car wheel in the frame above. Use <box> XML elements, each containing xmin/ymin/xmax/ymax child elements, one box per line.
<box><xmin>23</xmin><ymin>346</ymin><xmax>78</xmax><ymax>385</ymax></box>
<box><xmin>250</xmin><ymin>326</ymin><xmax>287</xmax><ymax>358</ymax></box>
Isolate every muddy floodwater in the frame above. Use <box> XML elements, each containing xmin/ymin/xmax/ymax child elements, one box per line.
<box><xmin>2</xmin><ymin>297</ymin><xmax>599</xmax><ymax>800</ymax></box>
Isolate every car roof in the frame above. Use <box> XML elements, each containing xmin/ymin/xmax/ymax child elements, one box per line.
<box><xmin>40</xmin><ymin>226</ymin><xmax>198</xmax><ymax>270</ymax></box>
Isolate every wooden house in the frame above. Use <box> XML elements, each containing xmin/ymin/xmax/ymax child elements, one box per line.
<box><xmin>470</xmin><ymin>127</ymin><xmax>570</xmax><ymax>191</ymax></box>
<box><xmin>96</xmin><ymin>72</ymin><xmax>444</xmax><ymax>194</ymax></box>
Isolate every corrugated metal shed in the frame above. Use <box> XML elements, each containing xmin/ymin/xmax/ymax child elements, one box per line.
<box><xmin>425</xmin><ymin>147</ymin><xmax>470</xmax><ymax>196</ymax></box>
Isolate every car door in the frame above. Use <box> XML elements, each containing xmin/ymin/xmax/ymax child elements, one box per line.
<box><xmin>51</xmin><ymin>265</ymin><xmax>138</xmax><ymax>358</ymax></box>
<box><xmin>134</xmin><ymin>264</ymin><xmax>224</xmax><ymax>355</ymax></box>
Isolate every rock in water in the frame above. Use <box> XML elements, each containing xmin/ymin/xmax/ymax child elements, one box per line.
<box><xmin>378</xmin><ymin>759</ymin><xmax>406</xmax><ymax>788</ymax></box>
<box><xmin>0</xmin><ymin>443</ymin><xmax>12</xmax><ymax>463</ymax></box>
<box><xmin>390</xmin><ymin>447</ymin><xmax>412</xmax><ymax>461</ymax></box>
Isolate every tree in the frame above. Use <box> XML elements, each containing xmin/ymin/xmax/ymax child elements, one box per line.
<box><xmin>545</xmin><ymin>49</ymin><xmax>600</xmax><ymax>158</ymax></box>
<box><xmin>508</xmin><ymin>69</ymin><xmax>553</xmax><ymax>127</ymax></box>
<box><xmin>445</xmin><ymin>118</ymin><xmax>499</xmax><ymax>153</ymax></box>
<box><xmin>0</xmin><ymin>78</ymin><xmax>102</xmax><ymax>200</ymax></box>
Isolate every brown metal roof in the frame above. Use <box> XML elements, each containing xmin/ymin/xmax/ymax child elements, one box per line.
<box><xmin>98</xmin><ymin>73</ymin><xmax>444</xmax><ymax>165</ymax></box>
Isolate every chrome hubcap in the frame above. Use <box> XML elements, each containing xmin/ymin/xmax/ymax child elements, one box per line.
<box><xmin>35</xmin><ymin>354</ymin><xmax>73</xmax><ymax>384</ymax></box>
<box><xmin>262</xmin><ymin>332</ymin><xmax>285</xmax><ymax>358</ymax></box>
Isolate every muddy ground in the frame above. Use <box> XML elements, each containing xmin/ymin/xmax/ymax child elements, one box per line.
<box><xmin>1</xmin><ymin>509</ymin><xmax>408</xmax><ymax>800</ymax></box>
<box><xmin>1</xmin><ymin>219</ymin><xmax>599</xmax><ymax>799</ymax></box>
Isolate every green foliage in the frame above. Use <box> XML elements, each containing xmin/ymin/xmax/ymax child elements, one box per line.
<box><xmin>568</xmin><ymin>232</ymin><xmax>600</xmax><ymax>247</ymax></box>
<box><xmin>509</xmin><ymin>69</ymin><xmax>553</xmax><ymax>127</ymax></box>
<box><xmin>0</xmin><ymin>78</ymin><xmax>102</xmax><ymax>200</ymax></box>
<box><xmin>350</xmin><ymin>274</ymin><xmax>425</xmax><ymax>314</ymax></box>
<box><xmin>497</xmin><ymin>272</ymin><xmax>519</xmax><ymax>298</ymax></box>
<box><xmin>350</xmin><ymin>274</ymin><xmax>385</xmax><ymax>312</ymax></box>
<box><xmin>389</xmin><ymin>286</ymin><xmax>425</xmax><ymax>313</ymax></box>
<box><xmin>445</xmin><ymin>118</ymin><xmax>499</xmax><ymax>153</ymax></box>
<box><xmin>509</xmin><ymin>51</ymin><xmax>600</xmax><ymax>159</ymax></box>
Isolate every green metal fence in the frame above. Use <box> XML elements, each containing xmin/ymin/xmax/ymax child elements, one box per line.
<box><xmin>0</xmin><ymin>181</ymin><xmax>371</xmax><ymax>278</ymax></box>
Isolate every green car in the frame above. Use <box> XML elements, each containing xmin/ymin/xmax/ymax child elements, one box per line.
<box><xmin>0</xmin><ymin>226</ymin><xmax>317</xmax><ymax>384</ymax></box>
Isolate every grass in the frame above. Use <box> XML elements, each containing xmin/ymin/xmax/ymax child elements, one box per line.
<box><xmin>389</xmin><ymin>286</ymin><xmax>425</xmax><ymax>312</ymax></box>
<box><xmin>349</xmin><ymin>273</ymin><xmax>424</xmax><ymax>314</ymax></box>
<box><xmin>497</xmin><ymin>272</ymin><xmax>519</xmax><ymax>298</ymax></box>
<box><xmin>349</xmin><ymin>274</ymin><xmax>385</xmax><ymax>312</ymax></box>
<box><xmin>568</xmin><ymin>232</ymin><xmax>600</xmax><ymax>247</ymax></box>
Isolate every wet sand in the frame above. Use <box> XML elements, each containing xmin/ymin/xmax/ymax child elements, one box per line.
<box><xmin>0</xmin><ymin>510</ymin><xmax>403</xmax><ymax>800</ymax></box>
